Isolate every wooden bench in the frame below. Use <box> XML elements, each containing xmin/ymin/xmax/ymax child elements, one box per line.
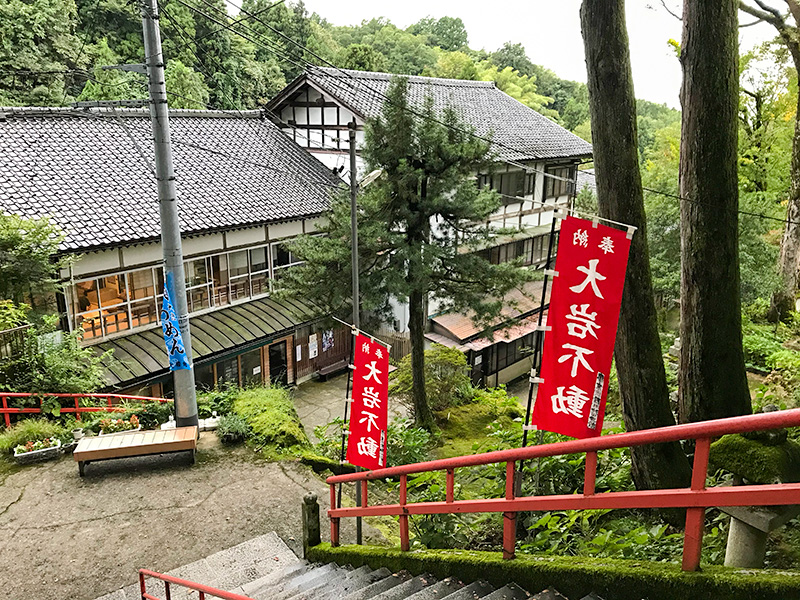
<box><xmin>73</xmin><ymin>426</ymin><xmax>197</xmax><ymax>476</ymax></box>
<box><xmin>318</xmin><ymin>359</ymin><xmax>349</xmax><ymax>380</ymax></box>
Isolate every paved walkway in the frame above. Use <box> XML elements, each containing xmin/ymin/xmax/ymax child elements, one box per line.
<box><xmin>292</xmin><ymin>374</ymin><xmax>407</xmax><ymax>444</ymax></box>
<box><xmin>0</xmin><ymin>434</ymin><xmax>381</xmax><ymax>600</ymax></box>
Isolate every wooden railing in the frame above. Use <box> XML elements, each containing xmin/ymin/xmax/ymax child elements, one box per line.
<box><xmin>327</xmin><ymin>409</ymin><xmax>800</xmax><ymax>572</ymax></box>
<box><xmin>139</xmin><ymin>569</ymin><xmax>254</xmax><ymax>600</ymax></box>
<box><xmin>0</xmin><ymin>393</ymin><xmax>171</xmax><ymax>428</ymax></box>
<box><xmin>0</xmin><ymin>324</ymin><xmax>31</xmax><ymax>361</ymax></box>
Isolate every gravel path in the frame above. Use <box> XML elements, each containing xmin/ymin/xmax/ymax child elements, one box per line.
<box><xmin>0</xmin><ymin>434</ymin><xmax>380</xmax><ymax>600</ymax></box>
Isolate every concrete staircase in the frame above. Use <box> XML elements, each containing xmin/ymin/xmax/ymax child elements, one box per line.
<box><xmin>95</xmin><ymin>533</ymin><xmax>603</xmax><ymax>600</ymax></box>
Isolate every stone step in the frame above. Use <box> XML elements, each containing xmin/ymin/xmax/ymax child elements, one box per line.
<box><xmin>442</xmin><ymin>580</ymin><xmax>496</xmax><ymax>600</ymax></box>
<box><xmin>239</xmin><ymin>561</ymin><xmax>311</xmax><ymax>598</ymax></box>
<box><xmin>313</xmin><ymin>566</ymin><xmax>394</xmax><ymax>600</ymax></box>
<box><xmin>483</xmin><ymin>582</ymin><xmax>531</xmax><ymax>600</ymax></box>
<box><xmin>269</xmin><ymin>563</ymin><xmax>348</xmax><ymax>599</ymax></box>
<box><xmin>280</xmin><ymin>565</ymin><xmax>372</xmax><ymax>600</ymax></box>
<box><xmin>370</xmin><ymin>574</ymin><xmax>436</xmax><ymax>600</ymax></box>
<box><xmin>406</xmin><ymin>577</ymin><xmax>465</xmax><ymax>600</ymax></box>
<box><xmin>340</xmin><ymin>570</ymin><xmax>413</xmax><ymax>600</ymax></box>
<box><xmin>532</xmin><ymin>589</ymin><xmax>569</xmax><ymax>600</ymax></box>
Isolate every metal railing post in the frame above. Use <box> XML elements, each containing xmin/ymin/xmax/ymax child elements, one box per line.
<box><xmin>399</xmin><ymin>474</ymin><xmax>410</xmax><ymax>552</ymax></box>
<box><xmin>139</xmin><ymin>571</ymin><xmax>147</xmax><ymax>598</ymax></box>
<box><xmin>682</xmin><ymin>437</ymin><xmax>711</xmax><ymax>571</ymax></box>
<box><xmin>503</xmin><ymin>461</ymin><xmax>517</xmax><ymax>560</ymax></box>
<box><xmin>446</xmin><ymin>469</ymin><xmax>455</xmax><ymax>503</ymax></box>
<box><xmin>2</xmin><ymin>396</ymin><xmax>9</xmax><ymax>428</ymax></box>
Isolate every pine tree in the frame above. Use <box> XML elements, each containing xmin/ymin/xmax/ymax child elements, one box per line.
<box><xmin>281</xmin><ymin>77</ymin><xmax>534</xmax><ymax>429</ymax></box>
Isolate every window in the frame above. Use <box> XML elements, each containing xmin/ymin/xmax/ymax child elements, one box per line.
<box><xmin>545</xmin><ymin>166</ymin><xmax>575</xmax><ymax>199</ymax></box>
<box><xmin>250</xmin><ymin>247</ymin><xmax>269</xmax><ymax>295</ymax></box>
<box><xmin>477</xmin><ymin>172</ymin><xmax>525</xmax><ymax>202</ymax></box>
<box><xmin>228</xmin><ymin>250</ymin><xmax>249</xmax><ymax>301</ymax></box>
<box><xmin>127</xmin><ymin>269</ymin><xmax>158</xmax><ymax>328</ymax></box>
<box><xmin>271</xmin><ymin>242</ymin><xmax>301</xmax><ymax>277</ymax></box>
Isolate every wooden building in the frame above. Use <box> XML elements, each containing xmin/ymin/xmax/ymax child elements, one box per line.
<box><xmin>0</xmin><ymin>106</ymin><xmax>349</xmax><ymax>395</ymax></box>
<box><xmin>267</xmin><ymin>68</ymin><xmax>593</xmax><ymax>386</ymax></box>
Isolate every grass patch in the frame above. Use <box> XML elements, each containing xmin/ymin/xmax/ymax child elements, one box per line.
<box><xmin>435</xmin><ymin>400</ymin><xmax>523</xmax><ymax>458</ymax></box>
<box><xmin>232</xmin><ymin>386</ymin><xmax>310</xmax><ymax>452</ymax></box>
<box><xmin>309</xmin><ymin>543</ymin><xmax>800</xmax><ymax>600</ymax></box>
<box><xmin>0</xmin><ymin>419</ymin><xmax>69</xmax><ymax>456</ymax></box>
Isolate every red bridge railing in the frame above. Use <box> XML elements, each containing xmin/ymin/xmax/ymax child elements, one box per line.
<box><xmin>0</xmin><ymin>392</ymin><xmax>172</xmax><ymax>428</ymax></box>
<box><xmin>139</xmin><ymin>569</ymin><xmax>254</xmax><ymax>600</ymax></box>
<box><xmin>327</xmin><ymin>409</ymin><xmax>800</xmax><ymax>572</ymax></box>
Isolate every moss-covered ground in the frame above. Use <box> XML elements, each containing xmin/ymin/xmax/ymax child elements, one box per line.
<box><xmin>310</xmin><ymin>543</ymin><xmax>800</xmax><ymax>600</ymax></box>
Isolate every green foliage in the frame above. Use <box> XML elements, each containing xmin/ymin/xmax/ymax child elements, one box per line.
<box><xmin>490</xmin><ymin>42</ymin><xmax>535</xmax><ymax>77</ymax></box>
<box><xmin>429</xmin><ymin>51</ymin><xmax>477</xmax><ymax>80</ymax></box>
<box><xmin>197</xmin><ymin>388</ymin><xmax>236</xmax><ymax>418</ymax></box>
<box><xmin>216</xmin><ymin>413</ymin><xmax>250</xmax><ymax>444</ymax></box>
<box><xmin>407</xmin><ymin>16</ymin><xmax>468</xmax><ymax>51</ymax></box>
<box><xmin>389</xmin><ymin>344</ymin><xmax>472</xmax><ymax>413</ymax></box>
<box><xmin>313</xmin><ymin>416</ymin><xmax>434</xmax><ymax>468</ymax></box>
<box><xmin>0</xmin><ymin>0</ymin><xmax>83</xmax><ymax>105</ymax></box>
<box><xmin>476</xmin><ymin>62</ymin><xmax>555</xmax><ymax>117</ymax></box>
<box><xmin>118</xmin><ymin>401</ymin><xmax>173</xmax><ymax>430</ymax></box>
<box><xmin>0</xmin><ymin>213</ymin><xmax>68</xmax><ymax>310</ymax></box>
<box><xmin>76</xmin><ymin>38</ymin><xmax>144</xmax><ymax>102</ymax></box>
<box><xmin>0</xmin><ymin>300</ymin><xmax>30</xmax><ymax>330</ymax></box>
<box><xmin>0</xmin><ymin>418</ymin><xmax>68</xmax><ymax>455</ymax></box>
<box><xmin>0</xmin><ymin>319</ymin><xmax>111</xmax><ymax>394</ymax></box>
<box><xmin>164</xmin><ymin>59</ymin><xmax>209</xmax><ymax>109</ymax></box>
<box><xmin>231</xmin><ymin>385</ymin><xmax>309</xmax><ymax>448</ymax></box>
<box><xmin>338</xmin><ymin>44</ymin><xmax>388</xmax><ymax>72</ymax></box>
<box><xmin>99</xmin><ymin>414</ymin><xmax>139</xmax><ymax>434</ymax></box>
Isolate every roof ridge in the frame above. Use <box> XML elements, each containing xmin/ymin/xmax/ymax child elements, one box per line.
<box><xmin>311</xmin><ymin>66</ymin><xmax>496</xmax><ymax>88</ymax></box>
<box><xmin>0</xmin><ymin>106</ymin><xmax>265</xmax><ymax>119</ymax></box>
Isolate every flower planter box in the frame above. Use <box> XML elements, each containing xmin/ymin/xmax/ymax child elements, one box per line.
<box><xmin>13</xmin><ymin>439</ymin><xmax>61</xmax><ymax>465</ymax></box>
<box><xmin>99</xmin><ymin>426</ymin><xmax>141</xmax><ymax>437</ymax></box>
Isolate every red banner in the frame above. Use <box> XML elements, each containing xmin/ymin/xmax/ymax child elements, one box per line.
<box><xmin>346</xmin><ymin>333</ymin><xmax>390</xmax><ymax>469</ymax></box>
<box><xmin>531</xmin><ymin>216</ymin><xmax>632</xmax><ymax>438</ymax></box>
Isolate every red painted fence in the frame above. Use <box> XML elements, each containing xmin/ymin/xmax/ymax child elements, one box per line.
<box><xmin>0</xmin><ymin>393</ymin><xmax>171</xmax><ymax>428</ymax></box>
<box><xmin>327</xmin><ymin>409</ymin><xmax>800</xmax><ymax>571</ymax></box>
<box><xmin>139</xmin><ymin>569</ymin><xmax>255</xmax><ymax>600</ymax></box>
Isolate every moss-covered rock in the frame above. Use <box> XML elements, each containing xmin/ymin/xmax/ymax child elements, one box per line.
<box><xmin>709</xmin><ymin>434</ymin><xmax>800</xmax><ymax>484</ymax></box>
<box><xmin>232</xmin><ymin>387</ymin><xmax>310</xmax><ymax>449</ymax></box>
<box><xmin>308</xmin><ymin>544</ymin><xmax>800</xmax><ymax>600</ymax></box>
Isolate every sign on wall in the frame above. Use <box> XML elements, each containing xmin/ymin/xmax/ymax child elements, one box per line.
<box><xmin>346</xmin><ymin>333</ymin><xmax>390</xmax><ymax>470</ymax></box>
<box><xmin>531</xmin><ymin>216</ymin><xmax>632</xmax><ymax>438</ymax></box>
<box><xmin>161</xmin><ymin>272</ymin><xmax>191</xmax><ymax>371</ymax></box>
<box><xmin>309</xmin><ymin>333</ymin><xmax>318</xmax><ymax>359</ymax></box>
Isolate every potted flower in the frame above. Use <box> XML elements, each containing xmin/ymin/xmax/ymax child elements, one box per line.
<box><xmin>99</xmin><ymin>415</ymin><xmax>140</xmax><ymax>436</ymax></box>
<box><xmin>13</xmin><ymin>438</ymin><xmax>62</xmax><ymax>464</ymax></box>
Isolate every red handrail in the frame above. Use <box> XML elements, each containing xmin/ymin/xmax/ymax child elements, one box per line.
<box><xmin>0</xmin><ymin>393</ymin><xmax>172</xmax><ymax>428</ymax></box>
<box><xmin>139</xmin><ymin>569</ymin><xmax>255</xmax><ymax>600</ymax></box>
<box><xmin>326</xmin><ymin>408</ymin><xmax>800</xmax><ymax>571</ymax></box>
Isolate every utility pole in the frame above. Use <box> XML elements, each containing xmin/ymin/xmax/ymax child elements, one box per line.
<box><xmin>140</xmin><ymin>0</ymin><xmax>199</xmax><ymax>428</ymax></box>
<box><xmin>348</xmin><ymin>118</ymin><xmax>363</xmax><ymax>545</ymax></box>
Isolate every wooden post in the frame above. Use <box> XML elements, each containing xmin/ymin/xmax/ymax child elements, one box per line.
<box><xmin>2</xmin><ymin>397</ymin><xmax>10</xmax><ymax>428</ymax></box>
<box><xmin>682</xmin><ymin>438</ymin><xmax>710</xmax><ymax>571</ymax></box>
<box><xmin>584</xmin><ymin>451</ymin><xmax>598</xmax><ymax>496</ymax></box>
<box><xmin>329</xmin><ymin>484</ymin><xmax>340</xmax><ymax>547</ymax></box>
<box><xmin>302</xmin><ymin>492</ymin><xmax>321</xmax><ymax>558</ymax></box>
<box><xmin>446</xmin><ymin>468</ymin><xmax>455</xmax><ymax>503</ymax></box>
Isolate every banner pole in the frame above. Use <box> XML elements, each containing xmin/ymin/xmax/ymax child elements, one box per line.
<box><xmin>518</xmin><ymin>216</ymin><xmax>559</xmax><ymax>494</ymax></box>
<box><xmin>337</xmin><ymin>329</ymin><xmax>357</xmax><ymax>536</ymax></box>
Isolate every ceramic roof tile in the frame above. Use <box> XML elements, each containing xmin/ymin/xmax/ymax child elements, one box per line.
<box><xmin>0</xmin><ymin>107</ymin><xmax>341</xmax><ymax>252</ymax></box>
<box><xmin>298</xmin><ymin>67</ymin><xmax>593</xmax><ymax>163</ymax></box>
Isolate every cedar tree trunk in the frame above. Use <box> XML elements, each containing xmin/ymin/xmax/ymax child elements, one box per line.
<box><xmin>580</xmin><ymin>0</ymin><xmax>691</xmax><ymax>492</ymax></box>
<box><xmin>679</xmin><ymin>0</ymin><xmax>751</xmax><ymax>422</ymax></box>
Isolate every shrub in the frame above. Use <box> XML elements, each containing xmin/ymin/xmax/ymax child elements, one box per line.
<box><xmin>120</xmin><ymin>401</ymin><xmax>173</xmax><ymax>430</ymax></box>
<box><xmin>216</xmin><ymin>414</ymin><xmax>250</xmax><ymax>445</ymax></box>
<box><xmin>0</xmin><ymin>419</ymin><xmax>68</xmax><ymax>455</ymax></box>
<box><xmin>232</xmin><ymin>386</ymin><xmax>309</xmax><ymax>448</ymax></box>
<box><xmin>197</xmin><ymin>388</ymin><xmax>236</xmax><ymax>418</ymax></box>
<box><xmin>389</xmin><ymin>344</ymin><xmax>472</xmax><ymax>413</ymax></box>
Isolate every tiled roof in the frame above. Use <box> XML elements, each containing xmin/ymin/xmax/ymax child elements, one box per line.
<box><xmin>92</xmin><ymin>294</ymin><xmax>317</xmax><ymax>389</ymax></box>
<box><xmin>0</xmin><ymin>107</ymin><xmax>342</xmax><ymax>252</ymax></box>
<box><xmin>292</xmin><ymin>67</ymin><xmax>593</xmax><ymax>163</ymax></box>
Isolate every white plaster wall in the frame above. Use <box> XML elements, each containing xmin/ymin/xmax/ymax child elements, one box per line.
<box><xmin>121</xmin><ymin>242</ymin><xmax>162</xmax><ymax>269</ymax></box>
<box><xmin>305</xmin><ymin>216</ymin><xmax>329</xmax><ymax>232</ymax></box>
<box><xmin>269</xmin><ymin>220</ymin><xmax>303</xmax><ymax>240</ymax></box>
<box><xmin>72</xmin><ymin>249</ymin><xmax>121</xmax><ymax>277</ymax></box>
<box><xmin>183</xmin><ymin>233</ymin><xmax>224</xmax><ymax>257</ymax></box>
<box><xmin>226</xmin><ymin>227</ymin><xmax>267</xmax><ymax>248</ymax></box>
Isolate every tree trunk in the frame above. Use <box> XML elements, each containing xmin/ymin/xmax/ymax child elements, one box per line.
<box><xmin>775</xmin><ymin>89</ymin><xmax>800</xmax><ymax>312</ymax></box>
<box><xmin>580</xmin><ymin>0</ymin><xmax>691</xmax><ymax>493</ymax></box>
<box><xmin>409</xmin><ymin>287</ymin><xmax>434</xmax><ymax>429</ymax></box>
<box><xmin>679</xmin><ymin>0</ymin><xmax>751</xmax><ymax>422</ymax></box>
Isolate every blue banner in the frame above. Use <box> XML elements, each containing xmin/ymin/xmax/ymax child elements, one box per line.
<box><xmin>161</xmin><ymin>272</ymin><xmax>191</xmax><ymax>371</ymax></box>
